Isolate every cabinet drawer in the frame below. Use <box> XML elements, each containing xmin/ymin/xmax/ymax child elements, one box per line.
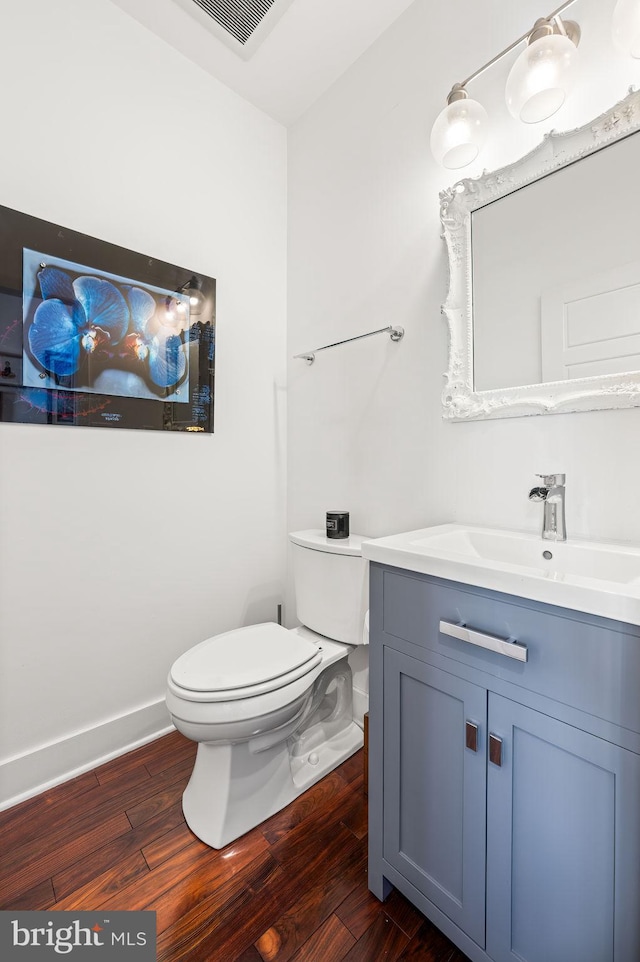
<box><xmin>380</xmin><ymin>565</ymin><xmax>640</xmax><ymax>735</ymax></box>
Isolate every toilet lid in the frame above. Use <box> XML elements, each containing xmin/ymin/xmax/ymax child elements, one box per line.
<box><xmin>169</xmin><ymin>623</ymin><xmax>322</xmax><ymax>695</ymax></box>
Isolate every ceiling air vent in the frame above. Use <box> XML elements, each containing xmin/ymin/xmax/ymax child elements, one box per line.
<box><xmin>180</xmin><ymin>0</ymin><xmax>296</xmax><ymax>59</ymax></box>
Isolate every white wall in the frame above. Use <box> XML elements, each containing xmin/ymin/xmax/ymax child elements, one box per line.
<box><xmin>0</xmin><ymin>0</ymin><xmax>287</xmax><ymax>806</ymax></box>
<box><xmin>288</xmin><ymin>0</ymin><xmax>640</xmax><ymax>552</ymax></box>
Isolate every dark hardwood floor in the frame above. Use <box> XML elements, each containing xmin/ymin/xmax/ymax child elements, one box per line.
<box><xmin>0</xmin><ymin>731</ymin><xmax>470</xmax><ymax>961</ymax></box>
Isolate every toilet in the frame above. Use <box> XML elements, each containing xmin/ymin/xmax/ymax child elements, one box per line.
<box><xmin>165</xmin><ymin>529</ymin><xmax>369</xmax><ymax>849</ymax></box>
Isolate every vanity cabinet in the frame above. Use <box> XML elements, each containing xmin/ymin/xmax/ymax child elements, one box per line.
<box><xmin>368</xmin><ymin>563</ymin><xmax>640</xmax><ymax>962</ymax></box>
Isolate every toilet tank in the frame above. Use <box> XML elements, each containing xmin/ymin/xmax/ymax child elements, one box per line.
<box><xmin>289</xmin><ymin>530</ymin><xmax>369</xmax><ymax>646</ymax></box>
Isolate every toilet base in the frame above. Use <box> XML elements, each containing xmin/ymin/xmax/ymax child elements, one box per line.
<box><xmin>182</xmin><ymin>720</ymin><xmax>363</xmax><ymax>849</ymax></box>
<box><xmin>181</xmin><ymin>655</ymin><xmax>364</xmax><ymax>849</ymax></box>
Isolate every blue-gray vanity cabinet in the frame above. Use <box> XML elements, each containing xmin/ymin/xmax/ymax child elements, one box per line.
<box><xmin>368</xmin><ymin>562</ymin><xmax>640</xmax><ymax>962</ymax></box>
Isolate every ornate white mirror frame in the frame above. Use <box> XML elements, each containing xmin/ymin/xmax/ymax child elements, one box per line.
<box><xmin>440</xmin><ymin>87</ymin><xmax>640</xmax><ymax>421</ymax></box>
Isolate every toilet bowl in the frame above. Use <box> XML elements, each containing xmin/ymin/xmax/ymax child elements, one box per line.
<box><xmin>166</xmin><ymin>530</ymin><xmax>369</xmax><ymax>849</ymax></box>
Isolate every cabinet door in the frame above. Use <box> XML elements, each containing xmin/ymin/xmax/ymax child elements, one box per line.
<box><xmin>487</xmin><ymin>694</ymin><xmax>640</xmax><ymax>962</ymax></box>
<box><xmin>383</xmin><ymin>648</ymin><xmax>487</xmax><ymax>947</ymax></box>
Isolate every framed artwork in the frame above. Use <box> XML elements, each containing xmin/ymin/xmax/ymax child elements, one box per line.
<box><xmin>0</xmin><ymin>204</ymin><xmax>215</xmax><ymax>432</ymax></box>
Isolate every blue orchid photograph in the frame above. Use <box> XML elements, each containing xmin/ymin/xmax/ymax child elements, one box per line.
<box><xmin>22</xmin><ymin>250</ymin><xmax>191</xmax><ymax>403</ymax></box>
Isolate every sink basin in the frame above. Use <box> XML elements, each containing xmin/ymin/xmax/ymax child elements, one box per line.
<box><xmin>410</xmin><ymin>527</ymin><xmax>640</xmax><ymax>583</ymax></box>
<box><xmin>361</xmin><ymin>524</ymin><xmax>640</xmax><ymax>625</ymax></box>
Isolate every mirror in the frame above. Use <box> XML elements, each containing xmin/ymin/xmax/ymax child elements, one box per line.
<box><xmin>440</xmin><ymin>87</ymin><xmax>640</xmax><ymax>420</ymax></box>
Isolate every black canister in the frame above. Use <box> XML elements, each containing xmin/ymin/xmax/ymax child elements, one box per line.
<box><xmin>326</xmin><ymin>511</ymin><xmax>349</xmax><ymax>539</ymax></box>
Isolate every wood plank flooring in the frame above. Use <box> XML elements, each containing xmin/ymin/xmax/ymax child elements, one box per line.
<box><xmin>0</xmin><ymin>731</ymin><xmax>471</xmax><ymax>961</ymax></box>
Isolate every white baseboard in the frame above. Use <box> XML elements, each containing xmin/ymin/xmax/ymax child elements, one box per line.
<box><xmin>0</xmin><ymin>699</ymin><xmax>174</xmax><ymax>811</ymax></box>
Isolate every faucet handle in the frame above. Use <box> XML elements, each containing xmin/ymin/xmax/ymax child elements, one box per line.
<box><xmin>536</xmin><ymin>473</ymin><xmax>565</xmax><ymax>486</ymax></box>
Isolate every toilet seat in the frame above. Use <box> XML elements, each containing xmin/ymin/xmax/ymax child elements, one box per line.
<box><xmin>168</xmin><ymin>622</ymin><xmax>322</xmax><ymax>703</ymax></box>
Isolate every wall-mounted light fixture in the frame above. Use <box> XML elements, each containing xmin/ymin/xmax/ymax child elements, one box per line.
<box><xmin>431</xmin><ymin>0</ymin><xmax>586</xmax><ymax>169</ymax></box>
<box><xmin>505</xmin><ymin>16</ymin><xmax>580</xmax><ymax>123</ymax></box>
<box><xmin>430</xmin><ymin>83</ymin><xmax>489</xmax><ymax>169</ymax></box>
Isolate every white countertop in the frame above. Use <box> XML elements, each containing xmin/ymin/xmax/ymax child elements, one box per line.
<box><xmin>362</xmin><ymin>524</ymin><xmax>640</xmax><ymax>627</ymax></box>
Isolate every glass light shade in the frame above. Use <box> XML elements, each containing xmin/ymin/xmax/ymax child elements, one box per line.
<box><xmin>430</xmin><ymin>97</ymin><xmax>489</xmax><ymax>170</ymax></box>
<box><xmin>612</xmin><ymin>0</ymin><xmax>640</xmax><ymax>57</ymax></box>
<box><xmin>506</xmin><ymin>33</ymin><xmax>578</xmax><ymax>123</ymax></box>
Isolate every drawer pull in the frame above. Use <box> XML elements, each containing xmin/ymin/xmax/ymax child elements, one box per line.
<box><xmin>439</xmin><ymin>620</ymin><xmax>528</xmax><ymax>663</ymax></box>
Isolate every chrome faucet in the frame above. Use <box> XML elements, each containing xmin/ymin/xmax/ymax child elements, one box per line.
<box><xmin>528</xmin><ymin>473</ymin><xmax>567</xmax><ymax>541</ymax></box>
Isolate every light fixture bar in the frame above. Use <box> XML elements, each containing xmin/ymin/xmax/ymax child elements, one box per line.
<box><xmin>455</xmin><ymin>0</ymin><xmax>578</xmax><ymax>90</ymax></box>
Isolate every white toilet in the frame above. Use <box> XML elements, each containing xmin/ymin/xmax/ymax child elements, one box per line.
<box><xmin>165</xmin><ymin>529</ymin><xmax>369</xmax><ymax>849</ymax></box>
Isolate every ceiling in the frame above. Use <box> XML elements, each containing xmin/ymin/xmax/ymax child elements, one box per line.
<box><xmin>111</xmin><ymin>0</ymin><xmax>416</xmax><ymax>126</ymax></box>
